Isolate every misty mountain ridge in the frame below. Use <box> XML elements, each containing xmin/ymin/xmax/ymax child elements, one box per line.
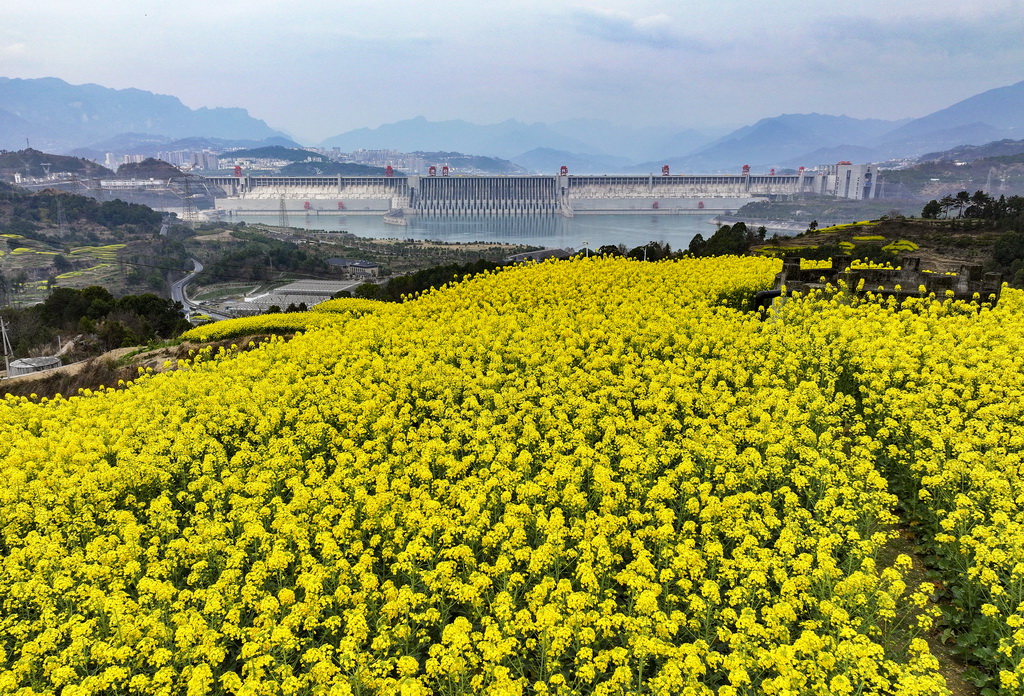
<box><xmin>318</xmin><ymin>83</ymin><xmax>1024</xmax><ymax>173</ymax></box>
<box><xmin>629</xmin><ymin>113</ymin><xmax>909</xmax><ymax>174</ymax></box>
<box><xmin>706</xmin><ymin>113</ymin><xmax>906</xmax><ymax>151</ymax></box>
<box><xmin>320</xmin><ymin>117</ymin><xmax>602</xmax><ymax>161</ymax></box>
<box><xmin>875</xmin><ymin>80</ymin><xmax>1024</xmax><ymax>143</ymax></box>
<box><xmin>0</xmin><ymin>77</ymin><xmax>288</xmax><ymax>152</ymax></box>
<box><xmin>319</xmin><ymin>116</ymin><xmax>717</xmax><ymax>169</ymax></box>
<box><xmin>319</xmin><ymin>111</ymin><xmax>928</xmax><ymax>174</ymax></box>
<box><xmin>511</xmin><ymin>148</ymin><xmax>635</xmax><ymax>175</ymax></box>
<box><xmin>5</xmin><ymin>75</ymin><xmax>1024</xmax><ymax>175</ymax></box>
<box><xmin>777</xmin><ymin>145</ymin><xmax>883</xmax><ymax>170</ymax></box>
<box><xmin>872</xmin><ymin>122</ymin><xmax>1012</xmax><ymax>160</ymax></box>
<box><xmin>918</xmin><ymin>139</ymin><xmax>1024</xmax><ymax>163</ymax></box>
<box><xmin>531</xmin><ymin>119</ymin><xmax>715</xmax><ymax>162</ymax></box>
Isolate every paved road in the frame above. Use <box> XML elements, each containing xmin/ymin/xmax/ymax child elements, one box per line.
<box><xmin>171</xmin><ymin>259</ymin><xmax>232</xmax><ymax>322</ymax></box>
<box><xmin>170</xmin><ymin>258</ymin><xmax>203</xmax><ymax>308</ymax></box>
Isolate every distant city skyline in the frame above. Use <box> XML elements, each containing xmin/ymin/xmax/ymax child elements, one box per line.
<box><xmin>3</xmin><ymin>0</ymin><xmax>1023</xmax><ymax>144</ymax></box>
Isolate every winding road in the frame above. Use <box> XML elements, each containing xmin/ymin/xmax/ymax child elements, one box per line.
<box><xmin>172</xmin><ymin>259</ymin><xmax>232</xmax><ymax>322</ymax></box>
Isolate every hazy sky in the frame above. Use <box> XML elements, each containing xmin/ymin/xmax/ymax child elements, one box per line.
<box><xmin>3</xmin><ymin>0</ymin><xmax>1023</xmax><ymax>143</ymax></box>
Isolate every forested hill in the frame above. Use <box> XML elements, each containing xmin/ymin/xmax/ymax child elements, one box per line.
<box><xmin>919</xmin><ymin>138</ymin><xmax>1024</xmax><ymax>163</ymax></box>
<box><xmin>0</xmin><ymin>148</ymin><xmax>113</xmax><ymax>180</ymax></box>
<box><xmin>114</xmin><ymin>158</ymin><xmax>185</xmax><ymax>179</ymax></box>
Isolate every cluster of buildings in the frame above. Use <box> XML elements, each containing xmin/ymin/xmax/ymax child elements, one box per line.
<box><xmin>102</xmin><ymin>150</ymin><xmax>221</xmax><ymax>172</ymax></box>
<box><xmin>343</xmin><ymin>149</ymin><xmax>429</xmax><ymax>174</ymax></box>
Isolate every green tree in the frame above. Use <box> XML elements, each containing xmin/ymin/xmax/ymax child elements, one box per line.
<box><xmin>921</xmin><ymin>200</ymin><xmax>942</xmax><ymax>219</ymax></box>
<box><xmin>688</xmin><ymin>234</ymin><xmax>706</xmax><ymax>256</ymax></box>
<box><xmin>596</xmin><ymin>244</ymin><xmax>624</xmax><ymax>256</ymax></box>
<box><xmin>953</xmin><ymin>190</ymin><xmax>971</xmax><ymax>218</ymax></box>
<box><xmin>939</xmin><ymin>195</ymin><xmax>956</xmax><ymax>219</ymax></box>
<box><xmin>627</xmin><ymin>241</ymin><xmax>672</xmax><ymax>261</ymax></box>
<box><xmin>699</xmin><ymin>223</ymin><xmax>755</xmax><ymax>257</ymax></box>
<box><xmin>992</xmin><ymin>230</ymin><xmax>1024</xmax><ymax>270</ymax></box>
<box><xmin>52</xmin><ymin>254</ymin><xmax>73</xmax><ymax>274</ymax></box>
<box><xmin>354</xmin><ymin>283</ymin><xmax>385</xmax><ymax>300</ymax></box>
<box><xmin>97</xmin><ymin>320</ymin><xmax>137</xmax><ymax>350</ymax></box>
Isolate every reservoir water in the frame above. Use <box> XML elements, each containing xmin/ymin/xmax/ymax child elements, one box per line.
<box><xmin>232</xmin><ymin>213</ymin><xmax>721</xmax><ymax>251</ymax></box>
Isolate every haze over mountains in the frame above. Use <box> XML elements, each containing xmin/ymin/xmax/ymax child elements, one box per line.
<box><xmin>0</xmin><ymin>77</ymin><xmax>290</xmax><ymax>153</ymax></box>
<box><xmin>2</xmin><ymin>76</ymin><xmax>1023</xmax><ymax>174</ymax></box>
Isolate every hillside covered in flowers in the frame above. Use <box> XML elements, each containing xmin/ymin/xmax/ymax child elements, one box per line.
<box><xmin>1</xmin><ymin>256</ymin><xmax>1022</xmax><ymax>695</ymax></box>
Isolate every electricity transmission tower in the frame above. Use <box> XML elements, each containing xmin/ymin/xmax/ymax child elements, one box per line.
<box><xmin>278</xmin><ymin>196</ymin><xmax>289</xmax><ymax>229</ymax></box>
<box><xmin>177</xmin><ymin>164</ymin><xmax>199</xmax><ymax>223</ymax></box>
<box><xmin>55</xmin><ymin>195</ymin><xmax>69</xmax><ymax>237</ymax></box>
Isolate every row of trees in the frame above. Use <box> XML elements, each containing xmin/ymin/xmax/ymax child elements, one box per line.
<box><xmin>2</xmin><ymin>286</ymin><xmax>190</xmax><ymax>357</ymax></box>
<box><xmin>594</xmin><ymin>241</ymin><xmax>676</xmax><ymax>261</ymax></box>
<box><xmin>920</xmin><ymin>190</ymin><xmax>1024</xmax><ymax>287</ymax></box>
<box><xmin>349</xmin><ymin>259</ymin><xmax>503</xmax><ymax>301</ymax></box>
<box><xmin>921</xmin><ymin>191</ymin><xmax>1024</xmax><ymax>221</ymax></box>
<box><xmin>688</xmin><ymin>222</ymin><xmax>767</xmax><ymax>257</ymax></box>
<box><xmin>593</xmin><ymin>224</ymin><xmax>767</xmax><ymax>261</ymax></box>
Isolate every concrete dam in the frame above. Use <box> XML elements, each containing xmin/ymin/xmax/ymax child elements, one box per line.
<box><xmin>206</xmin><ymin>170</ymin><xmax>824</xmax><ymax>218</ymax></box>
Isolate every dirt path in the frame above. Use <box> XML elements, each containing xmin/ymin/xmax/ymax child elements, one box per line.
<box><xmin>2</xmin><ymin>345</ymin><xmax>181</xmax><ymax>384</ymax></box>
<box><xmin>883</xmin><ymin>526</ymin><xmax>981</xmax><ymax>696</ymax></box>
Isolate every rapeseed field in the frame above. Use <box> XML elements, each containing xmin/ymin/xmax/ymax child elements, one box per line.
<box><xmin>1</xmin><ymin>256</ymin><xmax>1021</xmax><ymax>694</ymax></box>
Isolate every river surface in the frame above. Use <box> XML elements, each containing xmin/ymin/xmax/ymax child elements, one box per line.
<box><xmin>230</xmin><ymin>213</ymin><xmax>721</xmax><ymax>251</ymax></box>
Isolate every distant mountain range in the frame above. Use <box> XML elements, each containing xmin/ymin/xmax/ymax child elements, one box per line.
<box><xmin>0</xmin><ymin>77</ymin><xmax>290</xmax><ymax>152</ymax></box>
<box><xmin>511</xmin><ymin>148</ymin><xmax>635</xmax><ymax>175</ymax></box>
<box><xmin>627</xmin><ymin>114</ymin><xmax>908</xmax><ymax>174</ymax></box>
<box><xmin>3</xmin><ymin>75</ymin><xmax>1024</xmax><ymax>174</ymax></box>
<box><xmin>318</xmin><ymin>116</ymin><xmax>714</xmax><ymax>171</ymax></box>
<box><xmin>320</xmin><ymin>117</ymin><xmax>598</xmax><ymax>162</ymax></box>
<box><xmin>679</xmin><ymin>81</ymin><xmax>1024</xmax><ymax>172</ymax></box>
<box><xmin>918</xmin><ymin>139</ymin><xmax>1024</xmax><ymax>163</ymax></box>
<box><xmin>318</xmin><ymin>80</ymin><xmax>1024</xmax><ymax>173</ymax></box>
